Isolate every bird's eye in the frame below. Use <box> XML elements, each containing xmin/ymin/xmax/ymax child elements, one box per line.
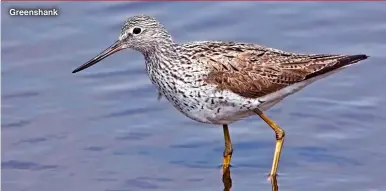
<box><xmin>132</xmin><ymin>27</ymin><xmax>142</xmax><ymax>34</ymax></box>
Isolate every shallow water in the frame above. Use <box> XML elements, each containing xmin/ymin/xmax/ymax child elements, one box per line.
<box><xmin>2</xmin><ymin>2</ymin><xmax>386</xmax><ymax>191</ymax></box>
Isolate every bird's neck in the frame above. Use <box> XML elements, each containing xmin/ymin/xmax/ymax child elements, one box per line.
<box><xmin>144</xmin><ymin>43</ymin><xmax>187</xmax><ymax>93</ymax></box>
<box><xmin>144</xmin><ymin>42</ymin><xmax>181</xmax><ymax>74</ymax></box>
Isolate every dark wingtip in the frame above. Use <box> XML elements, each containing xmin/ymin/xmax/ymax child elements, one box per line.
<box><xmin>350</xmin><ymin>54</ymin><xmax>369</xmax><ymax>61</ymax></box>
<box><xmin>340</xmin><ymin>54</ymin><xmax>369</xmax><ymax>65</ymax></box>
<box><xmin>305</xmin><ymin>54</ymin><xmax>369</xmax><ymax>80</ymax></box>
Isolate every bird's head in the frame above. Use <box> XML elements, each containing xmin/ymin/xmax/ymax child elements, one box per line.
<box><xmin>72</xmin><ymin>15</ymin><xmax>172</xmax><ymax>73</ymax></box>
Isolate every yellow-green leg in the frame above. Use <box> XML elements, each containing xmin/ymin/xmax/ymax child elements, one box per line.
<box><xmin>254</xmin><ymin>109</ymin><xmax>284</xmax><ymax>190</ymax></box>
<box><xmin>221</xmin><ymin>124</ymin><xmax>233</xmax><ymax>191</ymax></box>
<box><xmin>222</xmin><ymin>124</ymin><xmax>233</xmax><ymax>172</ymax></box>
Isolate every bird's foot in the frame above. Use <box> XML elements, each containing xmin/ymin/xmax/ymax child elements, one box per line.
<box><xmin>267</xmin><ymin>173</ymin><xmax>279</xmax><ymax>182</ymax></box>
<box><xmin>267</xmin><ymin>173</ymin><xmax>279</xmax><ymax>191</ymax></box>
<box><xmin>217</xmin><ymin>163</ymin><xmax>234</xmax><ymax>168</ymax></box>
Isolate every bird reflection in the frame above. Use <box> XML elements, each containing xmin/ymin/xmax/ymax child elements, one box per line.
<box><xmin>270</xmin><ymin>175</ymin><xmax>279</xmax><ymax>191</ymax></box>
<box><xmin>222</xmin><ymin>167</ymin><xmax>232</xmax><ymax>191</ymax></box>
<box><xmin>222</xmin><ymin>167</ymin><xmax>279</xmax><ymax>191</ymax></box>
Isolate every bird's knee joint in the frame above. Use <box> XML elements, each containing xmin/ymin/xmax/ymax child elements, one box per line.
<box><xmin>276</xmin><ymin>129</ymin><xmax>285</xmax><ymax>140</ymax></box>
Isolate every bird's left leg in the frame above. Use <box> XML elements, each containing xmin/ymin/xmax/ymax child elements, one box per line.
<box><xmin>222</xmin><ymin>124</ymin><xmax>233</xmax><ymax>173</ymax></box>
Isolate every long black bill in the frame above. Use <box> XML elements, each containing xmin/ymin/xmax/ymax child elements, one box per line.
<box><xmin>72</xmin><ymin>40</ymin><xmax>124</xmax><ymax>73</ymax></box>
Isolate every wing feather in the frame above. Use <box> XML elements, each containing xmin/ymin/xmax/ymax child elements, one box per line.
<box><xmin>183</xmin><ymin>42</ymin><xmax>369</xmax><ymax>98</ymax></box>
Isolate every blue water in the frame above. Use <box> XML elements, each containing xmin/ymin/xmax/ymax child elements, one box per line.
<box><xmin>2</xmin><ymin>2</ymin><xmax>386</xmax><ymax>191</ymax></box>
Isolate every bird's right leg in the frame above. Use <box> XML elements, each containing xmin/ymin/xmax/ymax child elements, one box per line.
<box><xmin>254</xmin><ymin>109</ymin><xmax>283</xmax><ymax>191</ymax></box>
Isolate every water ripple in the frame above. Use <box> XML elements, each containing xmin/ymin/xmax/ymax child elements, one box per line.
<box><xmin>2</xmin><ymin>160</ymin><xmax>58</xmax><ymax>171</ymax></box>
<box><xmin>2</xmin><ymin>91</ymin><xmax>40</xmax><ymax>100</ymax></box>
<box><xmin>2</xmin><ymin>120</ymin><xmax>31</xmax><ymax>129</ymax></box>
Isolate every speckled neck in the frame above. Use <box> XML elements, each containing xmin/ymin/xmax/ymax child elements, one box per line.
<box><xmin>143</xmin><ymin>42</ymin><xmax>188</xmax><ymax>96</ymax></box>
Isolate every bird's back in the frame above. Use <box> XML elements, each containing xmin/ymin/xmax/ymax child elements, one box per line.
<box><xmin>176</xmin><ymin>41</ymin><xmax>367</xmax><ymax>99</ymax></box>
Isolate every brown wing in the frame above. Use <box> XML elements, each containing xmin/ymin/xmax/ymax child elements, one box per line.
<box><xmin>192</xmin><ymin>42</ymin><xmax>368</xmax><ymax>98</ymax></box>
